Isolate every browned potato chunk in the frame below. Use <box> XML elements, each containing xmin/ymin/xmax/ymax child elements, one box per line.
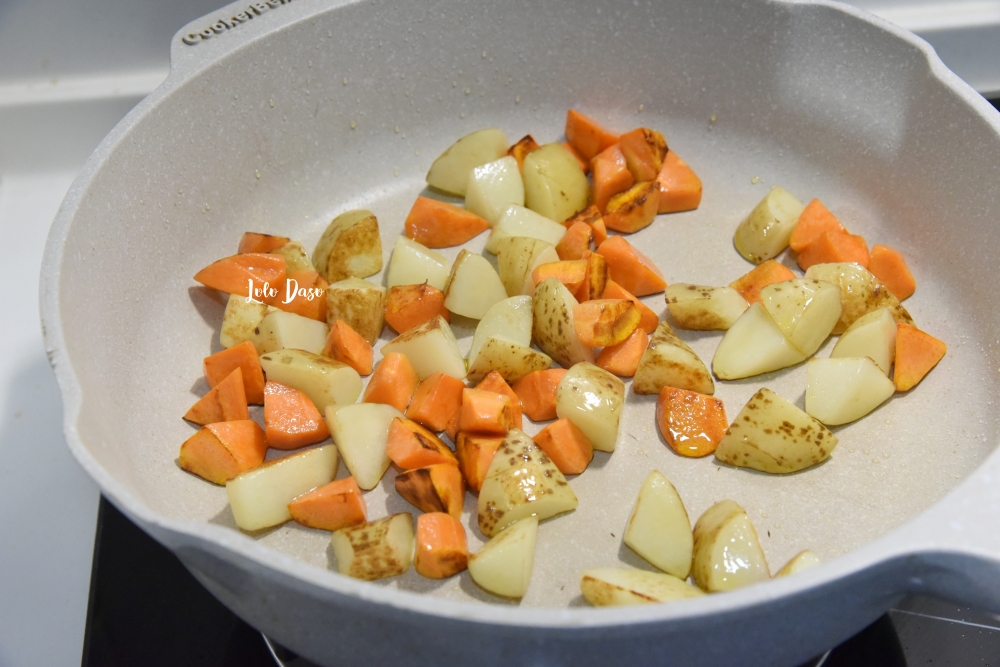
<box><xmin>312</xmin><ymin>209</ymin><xmax>383</xmax><ymax>282</ymax></box>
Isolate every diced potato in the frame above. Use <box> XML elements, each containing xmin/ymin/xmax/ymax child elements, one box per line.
<box><xmin>522</xmin><ymin>143</ymin><xmax>590</xmax><ymax>223</ymax></box>
<box><xmin>468</xmin><ymin>296</ymin><xmax>533</xmax><ymax>364</ymax></box>
<box><xmin>312</xmin><ymin>209</ymin><xmax>383</xmax><ymax>282</ymax></box>
<box><xmin>386</xmin><ymin>236</ymin><xmax>451</xmax><ymax>290</ymax></box>
<box><xmin>760</xmin><ymin>278</ymin><xmax>842</xmax><ymax>356</ymax></box>
<box><xmin>485</xmin><ymin>204</ymin><xmax>567</xmax><ymax>254</ymax></box>
<box><xmin>519</xmin><ymin>245</ymin><xmax>561</xmax><ymax>297</ymax></box>
<box><xmin>712</xmin><ymin>303</ymin><xmax>807</xmax><ymax>380</ymax></box>
<box><xmin>443</xmin><ymin>250</ymin><xmax>508</xmax><ymax>320</ymax></box>
<box><xmin>226</xmin><ymin>445</ymin><xmax>338</xmax><ymax>531</ymax></box>
<box><xmin>465</xmin><ymin>156</ymin><xmax>525</xmax><ymax>225</ymax></box>
<box><xmin>220</xmin><ymin>294</ymin><xmax>277</xmax><ymax>348</ymax></box>
<box><xmin>733</xmin><ymin>187</ymin><xmax>805</xmax><ymax>264</ymax></box>
<box><xmin>258</xmin><ymin>349</ymin><xmax>362</xmax><ymax>412</ymax></box>
<box><xmin>426</xmin><ymin>128</ymin><xmax>509</xmax><ymax>196</ymax></box>
<box><xmin>633</xmin><ymin>321</ymin><xmax>714</xmax><ymax>395</ymax></box>
<box><xmin>467</xmin><ymin>516</ymin><xmax>538</xmax><ymax>598</ymax></box>
<box><xmin>325</xmin><ymin>403</ymin><xmax>403</xmax><ymax>490</ymax></box>
<box><xmin>380</xmin><ymin>315</ymin><xmax>466</xmax><ymax>380</ymax></box>
<box><xmin>830</xmin><ymin>307</ymin><xmax>897</xmax><ymax>375</ymax></box>
<box><xmin>325</xmin><ymin>277</ymin><xmax>386</xmax><ymax>345</ymax></box>
<box><xmin>774</xmin><ymin>550</ymin><xmax>822</xmax><ymax>578</ymax></box>
<box><xmin>805</xmin><ymin>357</ymin><xmax>895</xmax><ymax>426</ymax></box>
<box><xmin>478</xmin><ymin>429</ymin><xmax>578</xmax><ymax>537</ymax></box>
<box><xmin>467</xmin><ymin>337</ymin><xmax>552</xmax><ymax>383</ymax></box>
<box><xmin>250</xmin><ymin>309</ymin><xmax>329</xmax><ymax>355</ymax></box>
<box><xmin>804</xmin><ymin>262</ymin><xmax>913</xmax><ymax>334</ymax></box>
<box><xmin>692</xmin><ymin>500</ymin><xmax>770</xmax><ymax>592</ymax></box>
<box><xmin>714</xmin><ymin>387</ymin><xmax>838</xmax><ymax>474</ymax></box>
<box><xmin>331</xmin><ymin>513</ymin><xmax>414</xmax><ymax>581</ymax></box>
<box><xmin>623</xmin><ymin>471</ymin><xmax>693</xmax><ymax>579</ymax></box>
<box><xmin>664</xmin><ymin>284</ymin><xmax>748</xmax><ymax>330</ymax></box>
<box><xmin>555</xmin><ymin>362</ymin><xmax>624</xmax><ymax>452</ymax></box>
<box><xmin>532</xmin><ymin>277</ymin><xmax>594</xmax><ymax>368</ymax></box>
<box><xmin>495</xmin><ymin>236</ymin><xmax>557</xmax><ymax>297</ymax></box>
<box><xmin>271</xmin><ymin>239</ymin><xmax>315</xmax><ymax>272</ymax></box>
<box><xmin>580</xmin><ymin>568</ymin><xmax>704</xmax><ymax>607</ymax></box>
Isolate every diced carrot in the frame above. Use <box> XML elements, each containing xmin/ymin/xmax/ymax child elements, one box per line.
<box><xmin>595</xmin><ymin>327</ymin><xmax>649</xmax><ymax>377</ymax></box>
<box><xmin>385</xmin><ymin>283</ymin><xmax>450</xmax><ymax>334</ymax></box>
<box><xmin>603</xmin><ymin>181</ymin><xmax>660</xmax><ymax>233</ymax></box>
<box><xmin>321</xmin><ymin>319</ymin><xmax>373</xmax><ymax>376</ymax></box>
<box><xmin>458</xmin><ymin>388</ymin><xmax>513</xmax><ymax>435</ymax></box>
<box><xmin>869</xmin><ymin>244</ymin><xmax>916</xmax><ymax>300</ymax></box>
<box><xmin>475</xmin><ymin>371</ymin><xmax>523</xmax><ymax>429</ymax></box>
<box><xmin>444</xmin><ymin>395</ymin><xmax>463</xmax><ymax>445</ymax></box>
<box><xmin>363</xmin><ymin>352</ymin><xmax>420</xmax><ymax>412</ymax></box>
<box><xmin>655</xmin><ymin>387</ymin><xmax>728</xmax><ymax>458</ymax></box>
<box><xmin>178</xmin><ymin>420</ymin><xmax>268</xmax><ymax>485</ymax></box>
<box><xmin>288</xmin><ymin>477</ymin><xmax>367</xmax><ymax>531</ymax></box>
<box><xmin>405</xmin><ymin>372</ymin><xmax>466</xmax><ymax>433</ymax></box>
<box><xmin>532</xmin><ymin>418</ymin><xmax>594</xmax><ymax>475</ymax></box>
<box><xmin>203</xmin><ymin>341</ymin><xmax>266</xmax><ymax>404</ymax></box>
<box><xmin>238</xmin><ymin>231</ymin><xmax>291</xmax><ymax>255</ymax></box>
<box><xmin>565</xmin><ymin>204</ymin><xmax>602</xmax><ymax>228</ymax></box>
<box><xmin>580</xmin><ymin>252</ymin><xmax>609</xmax><ymax>301</ymax></box>
<box><xmin>591</xmin><ymin>219</ymin><xmax>608</xmax><ymax>246</ymax></box>
<box><xmin>656</xmin><ymin>151</ymin><xmax>702</xmax><ymax>213</ymax></box>
<box><xmin>268</xmin><ymin>269</ymin><xmax>327</xmax><ymax>321</ymax></box>
<box><xmin>573</xmin><ymin>299</ymin><xmax>641</xmax><ymax>347</ymax></box>
<box><xmin>193</xmin><ymin>253</ymin><xmax>287</xmax><ymax>298</ymax></box>
<box><xmin>565</xmin><ymin>109</ymin><xmax>620</xmax><ymax>161</ymax></box>
<box><xmin>263</xmin><ymin>381</ymin><xmax>330</xmax><ymax>450</ymax></box>
<box><xmin>788</xmin><ymin>199</ymin><xmax>847</xmax><ymax>252</ymax></box>
<box><xmin>507</xmin><ymin>134</ymin><xmax>540</xmax><ymax>170</ymax></box>
<box><xmin>591</xmin><ymin>143</ymin><xmax>635</xmax><ymax>212</ymax></box>
<box><xmin>796</xmin><ymin>230</ymin><xmax>870</xmax><ymax>271</ymax></box>
<box><xmin>414</xmin><ymin>512</ymin><xmax>469</xmax><ymax>578</ymax></box>
<box><xmin>596</xmin><ymin>235</ymin><xmax>666</xmax><ymax>296</ymax></box>
<box><xmin>729</xmin><ymin>259</ymin><xmax>796</xmax><ymax>305</ymax></box>
<box><xmin>386</xmin><ymin>417</ymin><xmax>459</xmax><ymax>469</ymax></box>
<box><xmin>532</xmin><ymin>259</ymin><xmax>588</xmax><ymax>296</ymax></box>
<box><xmin>511</xmin><ymin>369</ymin><xmax>567</xmax><ymax>422</ymax></box>
<box><xmin>618</xmin><ymin>127</ymin><xmax>667</xmax><ymax>182</ymax></box>
<box><xmin>556</xmin><ymin>222</ymin><xmax>593</xmax><ymax>260</ymax></box>
<box><xmin>183</xmin><ymin>367</ymin><xmax>249</xmax><ymax>425</ymax></box>
<box><xmin>894</xmin><ymin>323</ymin><xmax>946</xmax><ymax>392</ymax></box>
<box><xmin>395</xmin><ymin>464</ymin><xmax>465</xmax><ymax>518</ymax></box>
<box><xmin>455</xmin><ymin>433</ymin><xmax>504</xmax><ymax>492</ymax></box>
<box><xmin>602</xmin><ymin>280</ymin><xmax>658</xmax><ymax>333</ymax></box>
<box><xmin>561</xmin><ymin>141</ymin><xmax>590</xmax><ymax>174</ymax></box>
<box><xmin>404</xmin><ymin>197</ymin><xmax>490</xmax><ymax>248</ymax></box>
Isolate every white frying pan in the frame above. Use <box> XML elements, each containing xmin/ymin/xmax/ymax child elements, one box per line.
<box><xmin>39</xmin><ymin>0</ymin><xmax>1000</xmax><ymax>664</ymax></box>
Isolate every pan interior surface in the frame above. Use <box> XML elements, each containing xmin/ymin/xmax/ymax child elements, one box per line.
<box><xmin>55</xmin><ymin>0</ymin><xmax>1000</xmax><ymax>610</ymax></box>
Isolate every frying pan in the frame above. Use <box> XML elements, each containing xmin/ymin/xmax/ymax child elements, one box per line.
<box><xmin>39</xmin><ymin>0</ymin><xmax>1000</xmax><ymax>664</ymax></box>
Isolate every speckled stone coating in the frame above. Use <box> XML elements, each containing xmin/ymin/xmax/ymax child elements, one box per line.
<box><xmin>39</xmin><ymin>0</ymin><xmax>1000</xmax><ymax>665</ymax></box>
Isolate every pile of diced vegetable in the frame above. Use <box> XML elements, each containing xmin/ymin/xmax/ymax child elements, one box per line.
<box><xmin>180</xmin><ymin>109</ymin><xmax>947</xmax><ymax>605</ymax></box>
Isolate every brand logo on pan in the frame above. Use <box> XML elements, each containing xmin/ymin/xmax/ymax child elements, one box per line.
<box><xmin>182</xmin><ymin>0</ymin><xmax>293</xmax><ymax>45</ymax></box>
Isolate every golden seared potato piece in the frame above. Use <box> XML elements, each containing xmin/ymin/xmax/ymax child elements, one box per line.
<box><xmin>426</xmin><ymin>128</ymin><xmax>509</xmax><ymax>197</ymax></box>
<box><xmin>468</xmin><ymin>296</ymin><xmax>533</xmax><ymax>363</ymax></box>
<box><xmin>580</xmin><ymin>568</ymin><xmax>704</xmax><ymax>607</ymax></box>
<box><xmin>555</xmin><ymin>362</ymin><xmax>624</xmax><ymax>452</ymax></box>
<box><xmin>386</xmin><ymin>236</ymin><xmax>451</xmax><ymax>291</ymax></box>
<box><xmin>486</xmin><ymin>204</ymin><xmax>567</xmax><ymax>254</ymax></box>
<box><xmin>774</xmin><ymin>550</ymin><xmax>822</xmax><ymax>578</ymax></box>
<box><xmin>467</xmin><ymin>296</ymin><xmax>552</xmax><ymax>382</ymax></box>
<box><xmin>477</xmin><ymin>430</ymin><xmax>578</xmax><ymax>537</ymax></box>
<box><xmin>603</xmin><ymin>181</ymin><xmax>660</xmax><ymax>234</ymax></box>
<box><xmin>468</xmin><ymin>517</ymin><xmax>538</xmax><ymax>598</ymax></box>
<box><xmin>805</xmin><ymin>357</ymin><xmax>895</xmax><ymax>426</ymax></box>
<box><xmin>805</xmin><ymin>262</ymin><xmax>913</xmax><ymax>334</ymax></box>
<box><xmin>465</xmin><ymin>155</ymin><xmax>525</xmax><ymax>225</ymax></box>
<box><xmin>760</xmin><ymin>278</ymin><xmax>842</xmax><ymax>356</ymax></box>
<box><xmin>522</xmin><ymin>143</ymin><xmax>590</xmax><ymax>223</ymax></box>
<box><xmin>443</xmin><ymin>250</ymin><xmax>508</xmax><ymax>320</ymax></box>
<box><xmin>633</xmin><ymin>320</ymin><xmax>715</xmax><ymax>395</ymax></box>
<box><xmin>325</xmin><ymin>403</ymin><xmax>404</xmax><ymax>490</ymax></box>
<box><xmin>312</xmin><ymin>209</ymin><xmax>383</xmax><ymax>282</ymax></box>
<box><xmin>331</xmin><ymin>513</ymin><xmax>414</xmax><ymax>581</ymax></box>
<box><xmin>270</xmin><ymin>239</ymin><xmax>315</xmax><ymax>272</ymax></box>
<box><xmin>692</xmin><ymin>500</ymin><xmax>769</xmax><ymax>592</ymax></box>
<box><xmin>495</xmin><ymin>236</ymin><xmax>558</xmax><ymax>297</ymax></box>
<box><xmin>250</xmin><ymin>309</ymin><xmax>329</xmax><ymax>355</ymax></box>
<box><xmin>532</xmin><ymin>277</ymin><xmax>594</xmax><ymax>368</ymax></box>
<box><xmin>220</xmin><ymin>294</ymin><xmax>277</xmax><ymax>348</ymax></box>
<box><xmin>623</xmin><ymin>471</ymin><xmax>693</xmax><ymax>579</ymax></box>
<box><xmin>830</xmin><ymin>307</ymin><xmax>897</xmax><ymax>375</ymax></box>
<box><xmin>733</xmin><ymin>187</ymin><xmax>805</xmax><ymax>264</ymax></box>
<box><xmin>381</xmin><ymin>315</ymin><xmax>466</xmax><ymax>380</ymax></box>
<box><xmin>325</xmin><ymin>277</ymin><xmax>386</xmax><ymax>345</ymax></box>
<box><xmin>715</xmin><ymin>387</ymin><xmax>838</xmax><ymax>474</ymax></box>
<box><xmin>665</xmin><ymin>284</ymin><xmax>748</xmax><ymax>331</ymax></box>
<box><xmin>258</xmin><ymin>349</ymin><xmax>362</xmax><ymax>413</ymax></box>
<box><xmin>712</xmin><ymin>303</ymin><xmax>807</xmax><ymax>380</ymax></box>
<box><xmin>226</xmin><ymin>445</ymin><xmax>338</xmax><ymax>531</ymax></box>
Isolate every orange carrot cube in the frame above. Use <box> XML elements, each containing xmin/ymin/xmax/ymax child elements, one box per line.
<box><xmin>405</xmin><ymin>372</ymin><xmax>466</xmax><ymax>433</ymax></box>
<box><xmin>363</xmin><ymin>352</ymin><xmax>420</xmax><ymax>412</ymax></box>
<box><xmin>386</xmin><ymin>417</ymin><xmax>458</xmax><ymax>469</ymax></box>
<box><xmin>263</xmin><ymin>381</ymin><xmax>330</xmax><ymax>450</ymax></box>
<box><xmin>655</xmin><ymin>387</ymin><xmax>728</xmax><ymax>458</ymax></box>
<box><xmin>729</xmin><ymin>259</ymin><xmax>795</xmax><ymax>305</ymax></box>
<box><xmin>532</xmin><ymin>418</ymin><xmax>594</xmax><ymax>475</ymax></box>
<box><xmin>395</xmin><ymin>464</ymin><xmax>465</xmax><ymax>518</ymax></box>
<box><xmin>455</xmin><ymin>433</ymin><xmax>504</xmax><ymax>492</ymax></box>
<box><xmin>288</xmin><ymin>477</ymin><xmax>367</xmax><ymax>531</ymax></box>
<box><xmin>183</xmin><ymin>367</ymin><xmax>249</xmax><ymax>425</ymax></box>
<box><xmin>203</xmin><ymin>341</ymin><xmax>266</xmax><ymax>404</ymax></box>
<box><xmin>894</xmin><ymin>323</ymin><xmax>946</xmax><ymax>392</ymax></box>
<box><xmin>385</xmin><ymin>283</ymin><xmax>450</xmax><ymax>334</ymax></box>
<box><xmin>414</xmin><ymin>512</ymin><xmax>469</xmax><ymax>579</ymax></box>
<box><xmin>178</xmin><ymin>420</ymin><xmax>268</xmax><ymax>485</ymax></box>
<box><xmin>869</xmin><ymin>244</ymin><xmax>916</xmax><ymax>300</ymax></box>
<box><xmin>511</xmin><ymin>369</ymin><xmax>566</xmax><ymax>422</ymax></box>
